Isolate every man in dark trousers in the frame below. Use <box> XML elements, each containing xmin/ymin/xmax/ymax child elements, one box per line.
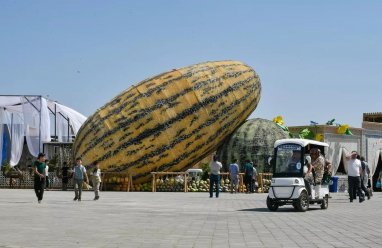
<box><xmin>244</xmin><ymin>160</ymin><xmax>253</xmax><ymax>193</ymax></box>
<box><xmin>33</xmin><ymin>153</ymin><xmax>46</xmax><ymax>204</ymax></box>
<box><xmin>347</xmin><ymin>151</ymin><xmax>364</xmax><ymax>203</ymax></box>
<box><xmin>359</xmin><ymin>156</ymin><xmax>371</xmax><ymax>200</ymax></box>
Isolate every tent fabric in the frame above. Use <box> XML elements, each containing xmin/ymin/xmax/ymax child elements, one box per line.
<box><xmin>366</xmin><ymin>137</ymin><xmax>382</xmax><ymax>177</ymax></box>
<box><xmin>22</xmin><ymin>96</ymin><xmax>51</xmax><ymax>157</ymax></box>
<box><xmin>54</xmin><ymin>102</ymin><xmax>87</xmax><ymax>140</ymax></box>
<box><xmin>56</xmin><ymin>114</ymin><xmax>69</xmax><ymax>142</ymax></box>
<box><xmin>8</xmin><ymin>114</ymin><xmax>24</xmax><ymax>166</ymax></box>
<box><xmin>0</xmin><ymin>109</ymin><xmax>24</xmax><ymax>166</ymax></box>
<box><xmin>326</xmin><ymin>138</ymin><xmax>359</xmax><ymax>175</ymax></box>
<box><xmin>372</xmin><ymin>150</ymin><xmax>381</xmax><ymax>179</ymax></box>
<box><xmin>0</xmin><ymin>96</ymin><xmax>21</xmax><ymax>107</ymax></box>
<box><xmin>2</xmin><ymin>131</ymin><xmax>8</xmax><ymax>165</ymax></box>
<box><xmin>326</xmin><ymin>140</ymin><xmax>342</xmax><ymax>175</ymax></box>
<box><xmin>0</xmin><ymin>96</ymin><xmax>87</xmax><ymax>166</ymax></box>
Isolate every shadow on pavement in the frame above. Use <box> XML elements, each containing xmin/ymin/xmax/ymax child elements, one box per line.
<box><xmin>238</xmin><ymin>207</ymin><xmax>322</xmax><ymax>212</ymax></box>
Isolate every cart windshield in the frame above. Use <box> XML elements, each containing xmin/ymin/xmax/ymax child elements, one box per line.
<box><xmin>273</xmin><ymin>144</ymin><xmax>304</xmax><ymax>177</ymax></box>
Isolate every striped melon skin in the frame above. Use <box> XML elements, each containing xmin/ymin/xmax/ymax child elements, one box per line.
<box><xmin>216</xmin><ymin>118</ymin><xmax>289</xmax><ymax>172</ymax></box>
<box><xmin>73</xmin><ymin>60</ymin><xmax>261</xmax><ymax>183</ymax></box>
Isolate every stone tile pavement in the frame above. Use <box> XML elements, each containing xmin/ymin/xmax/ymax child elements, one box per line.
<box><xmin>0</xmin><ymin>189</ymin><xmax>381</xmax><ymax>248</ymax></box>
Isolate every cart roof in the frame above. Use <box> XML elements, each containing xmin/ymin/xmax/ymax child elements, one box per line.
<box><xmin>274</xmin><ymin>138</ymin><xmax>329</xmax><ymax>148</ymax></box>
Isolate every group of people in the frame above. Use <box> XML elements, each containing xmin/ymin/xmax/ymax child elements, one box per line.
<box><xmin>301</xmin><ymin>149</ymin><xmax>372</xmax><ymax>202</ymax></box>
<box><xmin>347</xmin><ymin>151</ymin><xmax>372</xmax><ymax>203</ymax></box>
<box><xmin>296</xmin><ymin>148</ymin><xmax>372</xmax><ymax>203</ymax></box>
<box><xmin>300</xmin><ymin>148</ymin><xmax>330</xmax><ymax>199</ymax></box>
<box><xmin>33</xmin><ymin>153</ymin><xmax>102</xmax><ymax>203</ymax></box>
<box><xmin>34</xmin><ymin>150</ymin><xmax>379</xmax><ymax>203</ymax></box>
<box><xmin>285</xmin><ymin>148</ymin><xmax>333</xmax><ymax>199</ymax></box>
<box><xmin>208</xmin><ymin>155</ymin><xmax>258</xmax><ymax>198</ymax></box>
<box><xmin>232</xmin><ymin>159</ymin><xmax>258</xmax><ymax>194</ymax></box>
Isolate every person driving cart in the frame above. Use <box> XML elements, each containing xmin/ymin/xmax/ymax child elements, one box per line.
<box><xmin>287</xmin><ymin>150</ymin><xmax>302</xmax><ymax>172</ymax></box>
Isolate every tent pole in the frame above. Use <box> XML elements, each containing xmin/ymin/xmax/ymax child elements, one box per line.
<box><xmin>54</xmin><ymin>104</ymin><xmax>57</xmax><ymax>140</ymax></box>
<box><xmin>24</xmin><ymin>96</ymin><xmax>40</xmax><ymax>112</ymax></box>
<box><xmin>39</xmin><ymin>96</ymin><xmax>42</xmax><ymax>154</ymax></box>
<box><xmin>10</xmin><ymin>113</ymin><xmax>13</xmax><ymax>142</ymax></box>
<box><xmin>67</xmin><ymin>118</ymin><xmax>70</xmax><ymax>142</ymax></box>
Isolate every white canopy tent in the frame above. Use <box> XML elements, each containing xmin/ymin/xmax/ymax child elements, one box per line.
<box><xmin>365</xmin><ymin>137</ymin><xmax>382</xmax><ymax>179</ymax></box>
<box><xmin>326</xmin><ymin>137</ymin><xmax>360</xmax><ymax>175</ymax></box>
<box><xmin>0</xmin><ymin>95</ymin><xmax>87</xmax><ymax>167</ymax></box>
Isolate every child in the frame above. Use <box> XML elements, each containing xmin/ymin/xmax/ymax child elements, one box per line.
<box><xmin>91</xmin><ymin>161</ymin><xmax>102</xmax><ymax>200</ymax></box>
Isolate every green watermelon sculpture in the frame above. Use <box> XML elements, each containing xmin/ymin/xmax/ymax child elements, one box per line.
<box><xmin>216</xmin><ymin>118</ymin><xmax>289</xmax><ymax>172</ymax></box>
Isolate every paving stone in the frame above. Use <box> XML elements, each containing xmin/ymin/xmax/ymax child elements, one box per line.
<box><xmin>1</xmin><ymin>190</ymin><xmax>382</xmax><ymax>247</ymax></box>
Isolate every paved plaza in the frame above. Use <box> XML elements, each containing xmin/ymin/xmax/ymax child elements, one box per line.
<box><xmin>0</xmin><ymin>189</ymin><xmax>382</xmax><ymax>248</ymax></box>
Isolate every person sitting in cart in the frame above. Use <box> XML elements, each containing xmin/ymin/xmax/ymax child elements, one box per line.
<box><xmin>304</xmin><ymin>155</ymin><xmax>313</xmax><ymax>197</ymax></box>
<box><xmin>310</xmin><ymin>148</ymin><xmax>325</xmax><ymax>199</ymax></box>
<box><xmin>287</xmin><ymin>150</ymin><xmax>302</xmax><ymax>173</ymax></box>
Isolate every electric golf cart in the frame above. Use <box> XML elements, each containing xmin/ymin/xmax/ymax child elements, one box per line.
<box><xmin>266</xmin><ymin>139</ymin><xmax>329</xmax><ymax>212</ymax></box>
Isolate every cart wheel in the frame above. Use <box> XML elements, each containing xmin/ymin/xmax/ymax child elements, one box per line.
<box><xmin>297</xmin><ymin>191</ymin><xmax>309</xmax><ymax>212</ymax></box>
<box><xmin>321</xmin><ymin>195</ymin><xmax>329</xmax><ymax>209</ymax></box>
<box><xmin>266</xmin><ymin>196</ymin><xmax>279</xmax><ymax>211</ymax></box>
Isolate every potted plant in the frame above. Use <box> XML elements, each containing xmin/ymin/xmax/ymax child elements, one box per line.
<box><xmin>48</xmin><ymin>154</ymin><xmax>59</xmax><ymax>172</ymax></box>
<box><xmin>1</xmin><ymin>160</ymin><xmax>11</xmax><ymax>176</ymax></box>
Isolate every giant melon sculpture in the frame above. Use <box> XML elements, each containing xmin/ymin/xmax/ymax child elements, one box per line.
<box><xmin>73</xmin><ymin>60</ymin><xmax>261</xmax><ymax>183</ymax></box>
<box><xmin>216</xmin><ymin>118</ymin><xmax>289</xmax><ymax>172</ymax></box>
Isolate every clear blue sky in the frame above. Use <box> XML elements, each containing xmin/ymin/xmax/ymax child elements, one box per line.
<box><xmin>1</xmin><ymin>1</ymin><xmax>381</xmax><ymax>128</ymax></box>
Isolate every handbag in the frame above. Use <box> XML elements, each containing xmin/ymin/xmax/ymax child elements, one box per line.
<box><xmin>376</xmin><ymin>180</ymin><xmax>381</xmax><ymax>189</ymax></box>
<box><xmin>322</xmin><ymin>172</ymin><xmax>331</xmax><ymax>185</ymax></box>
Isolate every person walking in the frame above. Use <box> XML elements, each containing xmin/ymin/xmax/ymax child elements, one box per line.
<box><xmin>252</xmin><ymin>162</ymin><xmax>258</xmax><ymax>193</ymax></box>
<box><xmin>33</xmin><ymin>153</ymin><xmax>46</xmax><ymax>203</ymax></box>
<box><xmin>61</xmin><ymin>162</ymin><xmax>69</xmax><ymax>191</ymax></box>
<box><xmin>229</xmin><ymin>159</ymin><xmax>239</xmax><ymax>194</ymax></box>
<box><xmin>209</xmin><ymin>155</ymin><xmax>222</xmax><ymax>198</ymax></box>
<box><xmin>377</xmin><ymin>169</ymin><xmax>382</xmax><ymax>191</ymax></box>
<box><xmin>44</xmin><ymin>160</ymin><xmax>50</xmax><ymax>190</ymax></box>
<box><xmin>361</xmin><ymin>157</ymin><xmax>373</xmax><ymax>196</ymax></box>
<box><xmin>73</xmin><ymin>157</ymin><xmax>88</xmax><ymax>201</ymax></box>
<box><xmin>91</xmin><ymin>161</ymin><xmax>101</xmax><ymax>200</ymax></box>
<box><xmin>243</xmin><ymin>160</ymin><xmax>253</xmax><ymax>193</ymax></box>
<box><xmin>358</xmin><ymin>156</ymin><xmax>371</xmax><ymax>200</ymax></box>
<box><xmin>347</xmin><ymin>151</ymin><xmax>364</xmax><ymax>203</ymax></box>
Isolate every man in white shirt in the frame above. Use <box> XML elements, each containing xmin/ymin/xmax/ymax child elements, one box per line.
<box><xmin>209</xmin><ymin>155</ymin><xmax>222</xmax><ymax>198</ymax></box>
<box><xmin>347</xmin><ymin>151</ymin><xmax>364</xmax><ymax>203</ymax></box>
